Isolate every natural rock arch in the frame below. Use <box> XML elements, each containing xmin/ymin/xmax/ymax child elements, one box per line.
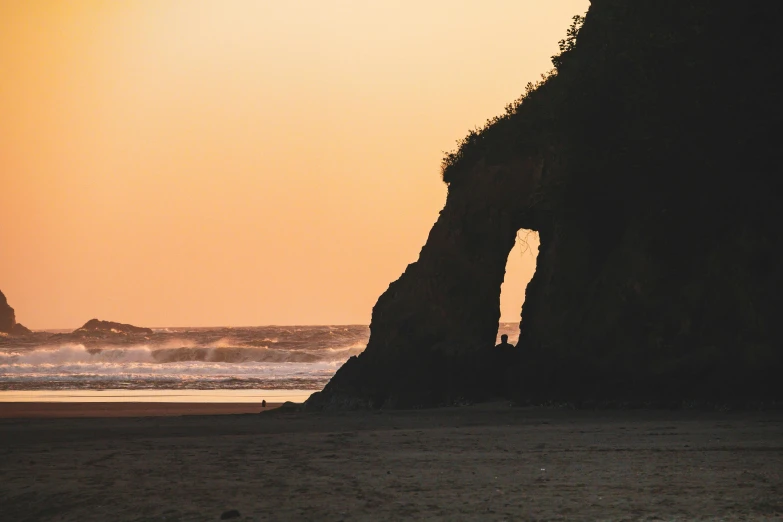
<box><xmin>307</xmin><ymin>156</ymin><xmax>548</xmax><ymax>408</ymax></box>
<box><xmin>307</xmin><ymin>0</ymin><xmax>783</xmax><ymax>409</ymax></box>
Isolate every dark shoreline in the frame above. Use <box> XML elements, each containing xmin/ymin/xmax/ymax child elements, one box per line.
<box><xmin>0</xmin><ymin>402</ymin><xmax>280</xmax><ymax>419</ymax></box>
<box><xmin>1</xmin><ymin>403</ymin><xmax>781</xmax><ymax>520</ymax></box>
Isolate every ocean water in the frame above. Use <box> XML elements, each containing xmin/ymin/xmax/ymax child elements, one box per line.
<box><xmin>0</xmin><ymin>324</ymin><xmax>520</xmax><ymax>397</ymax></box>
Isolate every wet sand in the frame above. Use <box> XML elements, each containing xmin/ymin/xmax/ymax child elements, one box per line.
<box><xmin>0</xmin><ymin>403</ymin><xmax>781</xmax><ymax>521</ymax></box>
<box><xmin>0</xmin><ymin>402</ymin><xmax>279</xmax><ymax>418</ymax></box>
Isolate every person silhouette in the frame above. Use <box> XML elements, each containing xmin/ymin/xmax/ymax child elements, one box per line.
<box><xmin>495</xmin><ymin>334</ymin><xmax>515</xmax><ymax>350</ymax></box>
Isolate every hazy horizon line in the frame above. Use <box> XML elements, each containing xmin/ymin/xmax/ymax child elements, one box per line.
<box><xmin>18</xmin><ymin>321</ymin><xmax>523</xmax><ymax>332</ymax></box>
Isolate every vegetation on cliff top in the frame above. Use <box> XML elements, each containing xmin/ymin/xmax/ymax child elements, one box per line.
<box><xmin>440</xmin><ymin>14</ymin><xmax>584</xmax><ymax>184</ymax></box>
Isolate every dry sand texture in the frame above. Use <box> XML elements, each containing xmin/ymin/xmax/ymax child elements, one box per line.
<box><xmin>0</xmin><ymin>403</ymin><xmax>781</xmax><ymax>521</ymax></box>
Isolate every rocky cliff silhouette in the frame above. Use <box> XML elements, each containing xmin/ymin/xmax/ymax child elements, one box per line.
<box><xmin>74</xmin><ymin>319</ymin><xmax>153</xmax><ymax>336</ymax></box>
<box><xmin>0</xmin><ymin>290</ymin><xmax>31</xmax><ymax>336</ymax></box>
<box><xmin>0</xmin><ymin>290</ymin><xmax>15</xmax><ymax>334</ymax></box>
<box><xmin>307</xmin><ymin>0</ymin><xmax>783</xmax><ymax>408</ymax></box>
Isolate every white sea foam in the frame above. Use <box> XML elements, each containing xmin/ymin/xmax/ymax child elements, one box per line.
<box><xmin>0</xmin><ymin>325</ymin><xmax>369</xmax><ymax>390</ymax></box>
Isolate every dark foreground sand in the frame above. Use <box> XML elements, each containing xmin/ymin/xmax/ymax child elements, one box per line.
<box><xmin>0</xmin><ymin>402</ymin><xmax>280</xmax><ymax>419</ymax></box>
<box><xmin>0</xmin><ymin>403</ymin><xmax>781</xmax><ymax>521</ymax></box>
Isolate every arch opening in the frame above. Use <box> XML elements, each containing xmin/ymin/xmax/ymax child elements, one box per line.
<box><xmin>496</xmin><ymin>229</ymin><xmax>539</xmax><ymax>347</ymax></box>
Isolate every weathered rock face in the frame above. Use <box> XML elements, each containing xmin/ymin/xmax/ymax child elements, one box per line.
<box><xmin>309</xmin><ymin>158</ymin><xmax>547</xmax><ymax>408</ymax></box>
<box><xmin>10</xmin><ymin>323</ymin><xmax>32</xmax><ymax>336</ymax></box>
<box><xmin>308</xmin><ymin>0</ymin><xmax>783</xmax><ymax>408</ymax></box>
<box><xmin>0</xmin><ymin>290</ymin><xmax>16</xmax><ymax>334</ymax></box>
<box><xmin>510</xmin><ymin>0</ymin><xmax>783</xmax><ymax>402</ymax></box>
<box><xmin>74</xmin><ymin>319</ymin><xmax>153</xmax><ymax>336</ymax></box>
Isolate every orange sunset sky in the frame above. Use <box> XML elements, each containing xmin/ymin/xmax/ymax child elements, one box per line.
<box><xmin>1</xmin><ymin>0</ymin><xmax>588</xmax><ymax>329</ymax></box>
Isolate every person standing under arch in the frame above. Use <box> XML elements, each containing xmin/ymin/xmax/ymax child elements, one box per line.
<box><xmin>495</xmin><ymin>334</ymin><xmax>515</xmax><ymax>350</ymax></box>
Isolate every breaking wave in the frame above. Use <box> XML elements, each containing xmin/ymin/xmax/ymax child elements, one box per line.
<box><xmin>0</xmin><ymin>341</ymin><xmax>366</xmax><ymax>365</ymax></box>
<box><xmin>0</xmin><ymin>325</ymin><xmax>368</xmax><ymax>391</ymax></box>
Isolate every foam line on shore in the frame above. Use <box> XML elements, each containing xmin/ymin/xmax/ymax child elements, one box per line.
<box><xmin>0</xmin><ymin>402</ymin><xmax>286</xmax><ymax>418</ymax></box>
<box><xmin>0</xmin><ymin>389</ymin><xmax>313</xmax><ymax>403</ymax></box>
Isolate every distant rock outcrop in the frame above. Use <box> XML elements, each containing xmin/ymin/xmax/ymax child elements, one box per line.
<box><xmin>10</xmin><ymin>323</ymin><xmax>32</xmax><ymax>336</ymax></box>
<box><xmin>0</xmin><ymin>290</ymin><xmax>14</xmax><ymax>334</ymax></box>
<box><xmin>0</xmin><ymin>290</ymin><xmax>31</xmax><ymax>336</ymax></box>
<box><xmin>74</xmin><ymin>319</ymin><xmax>153</xmax><ymax>336</ymax></box>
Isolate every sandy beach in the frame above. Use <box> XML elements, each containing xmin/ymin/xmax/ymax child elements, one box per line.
<box><xmin>0</xmin><ymin>403</ymin><xmax>781</xmax><ymax>521</ymax></box>
<box><xmin>0</xmin><ymin>402</ymin><xmax>280</xmax><ymax>418</ymax></box>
